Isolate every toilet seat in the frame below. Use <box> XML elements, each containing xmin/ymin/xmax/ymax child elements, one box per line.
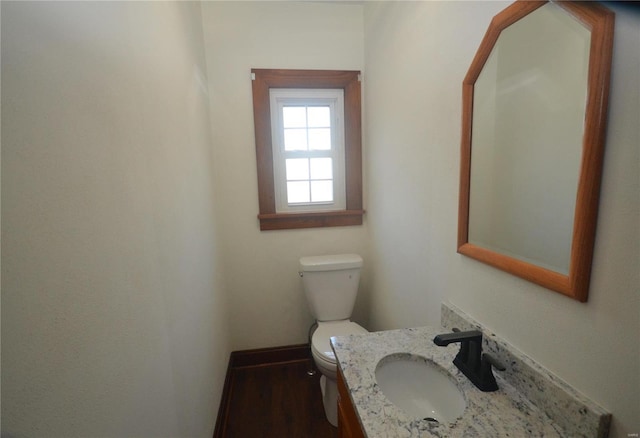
<box><xmin>311</xmin><ymin>320</ymin><xmax>367</xmax><ymax>365</ymax></box>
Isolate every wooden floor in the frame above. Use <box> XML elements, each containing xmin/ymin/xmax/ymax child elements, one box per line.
<box><xmin>218</xmin><ymin>357</ymin><xmax>339</xmax><ymax>438</ymax></box>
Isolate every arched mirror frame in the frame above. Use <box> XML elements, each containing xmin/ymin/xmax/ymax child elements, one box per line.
<box><xmin>458</xmin><ymin>0</ymin><xmax>614</xmax><ymax>302</ymax></box>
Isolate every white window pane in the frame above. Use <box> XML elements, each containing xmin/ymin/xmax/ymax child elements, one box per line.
<box><xmin>308</xmin><ymin>128</ymin><xmax>331</xmax><ymax>150</ymax></box>
<box><xmin>284</xmin><ymin>128</ymin><xmax>307</xmax><ymax>151</ymax></box>
<box><xmin>311</xmin><ymin>181</ymin><xmax>333</xmax><ymax>203</ymax></box>
<box><xmin>307</xmin><ymin>106</ymin><xmax>331</xmax><ymax>127</ymax></box>
<box><xmin>283</xmin><ymin>106</ymin><xmax>307</xmax><ymax>128</ymax></box>
<box><xmin>310</xmin><ymin>158</ymin><xmax>333</xmax><ymax>180</ymax></box>
<box><xmin>286</xmin><ymin>158</ymin><xmax>309</xmax><ymax>181</ymax></box>
<box><xmin>287</xmin><ymin>181</ymin><xmax>310</xmax><ymax>204</ymax></box>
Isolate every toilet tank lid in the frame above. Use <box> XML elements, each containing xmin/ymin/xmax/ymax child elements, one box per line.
<box><xmin>299</xmin><ymin>254</ymin><xmax>363</xmax><ymax>272</ymax></box>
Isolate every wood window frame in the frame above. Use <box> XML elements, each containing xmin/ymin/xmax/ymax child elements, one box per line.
<box><xmin>251</xmin><ymin>69</ymin><xmax>364</xmax><ymax>231</ymax></box>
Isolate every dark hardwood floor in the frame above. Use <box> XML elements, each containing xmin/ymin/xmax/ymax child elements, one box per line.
<box><xmin>219</xmin><ymin>358</ymin><xmax>339</xmax><ymax>438</ymax></box>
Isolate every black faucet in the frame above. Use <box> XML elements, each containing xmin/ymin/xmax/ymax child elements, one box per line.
<box><xmin>433</xmin><ymin>329</ymin><xmax>505</xmax><ymax>392</ymax></box>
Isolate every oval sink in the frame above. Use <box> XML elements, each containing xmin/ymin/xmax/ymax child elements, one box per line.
<box><xmin>375</xmin><ymin>354</ymin><xmax>466</xmax><ymax>423</ymax></box>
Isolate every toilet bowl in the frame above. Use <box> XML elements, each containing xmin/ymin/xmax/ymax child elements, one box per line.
<box><xmin>311</xmin><ymin>320</ymin><xmax>368</xmax><ymax>426</ymax></box>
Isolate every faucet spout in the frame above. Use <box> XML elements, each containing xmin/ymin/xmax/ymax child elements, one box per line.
<box><xmin>433</xmin><ymin>330</ymin><xmax>482</xmax><ymax>346</ymax></box>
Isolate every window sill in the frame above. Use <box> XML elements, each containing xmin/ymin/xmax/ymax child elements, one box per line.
<box><xmin>257</xmin><ymin>210</ymin><xmax>365</xmax><ymax>231</ymax></box>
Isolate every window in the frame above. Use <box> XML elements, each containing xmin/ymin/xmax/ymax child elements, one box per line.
<box><xmin>270</xmin><ymin>89</ymin><xmax>345</xmax><ymax>213</ymax></box>
<box><xmin>251</xmin><ymin>69</ymin><xmax>364</xmax><ymax>230</ymax></box>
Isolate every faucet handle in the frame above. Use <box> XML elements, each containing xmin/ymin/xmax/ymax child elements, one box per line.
<box><xmin>475</xmin><ymin>353</ymin><xmax>505</xmax><ymax>392</ymax></box>
<box><xmin>482</xmin><ymin>353</ymin><xmax>505</xmax><ymax>371</ymax></box>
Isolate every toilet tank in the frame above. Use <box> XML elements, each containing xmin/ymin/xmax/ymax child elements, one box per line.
<box><xmin>299</xmin><ymin>254</ymin><xmax>363</xmax><ymax>322</ymax></box>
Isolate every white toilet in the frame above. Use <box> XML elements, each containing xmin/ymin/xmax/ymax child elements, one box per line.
<box><xmin>299</xmin><ymin>254</ymin><xmax>368</xmax><ymax>427</ymax></box>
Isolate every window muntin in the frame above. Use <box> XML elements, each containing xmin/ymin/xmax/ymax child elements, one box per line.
<box><xmin>270</xmin><ymin>89</ymin><xmax>345</xmax><ymax>213</ymax></box>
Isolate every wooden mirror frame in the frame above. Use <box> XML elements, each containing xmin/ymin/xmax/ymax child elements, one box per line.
<box><xmin>458</xmin><ymin>0</ymin><xmax>614</xmax><ymax>302</ymax></box>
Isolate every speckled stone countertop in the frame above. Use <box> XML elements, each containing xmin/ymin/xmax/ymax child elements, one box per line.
<box><xmin>330</xmin><ymin>303</ymin><xmax>610</xmax><ymax>438</ymax></box>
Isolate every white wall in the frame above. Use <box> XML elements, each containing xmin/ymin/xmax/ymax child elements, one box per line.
<box><xmin>363</xmin><ymin>2</ymin><xmax>639</xmax><ymax>437</ymax></box>
<box><xmin>200</xmin><ymin>1</ymin><xmax>369</xmax><ymax>351</ymax></box>
<box><xmin>1</xmin><ymin>2</ymin><xmax>228</xmax><ymax>437</ymax></box>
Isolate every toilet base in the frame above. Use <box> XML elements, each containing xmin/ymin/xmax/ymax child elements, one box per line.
<box><xmin>320</xmin><ymin>375</ymin><xmax>338</xmax><ymax>427</ymax></box>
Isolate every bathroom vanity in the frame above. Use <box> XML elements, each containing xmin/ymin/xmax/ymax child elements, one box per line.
<box><xmin>331</xmin><ymin>303</ymin><xmax>611</xmax><ymax>437</ymax></box>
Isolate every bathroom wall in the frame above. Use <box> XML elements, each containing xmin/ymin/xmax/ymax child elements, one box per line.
<box><xmin>1</xmin><ymin>2</ymin><xmax>228</xmax><ymax>437</ymax></box>
<box><xmin>363</xmin><ymin>2</ymin><xmax>639</xmax><ymax>437</ymax></box>
<box><xmin>200</xmin><ymin>1</ymin><xmax>369</xmax><ymax>351</ymax></box>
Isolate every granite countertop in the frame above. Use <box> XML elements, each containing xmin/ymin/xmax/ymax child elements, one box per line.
<box><xmin>331</xmin><ymin>303</ymin><xmax>610</xmax><ymax>438</ymax></box>
<box><xmin>331</xmin><ymin>326</ymin><xmax>564</xmax><ymax>438</ymax></box>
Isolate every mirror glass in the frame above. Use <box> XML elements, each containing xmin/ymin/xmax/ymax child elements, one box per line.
<box><xmin>468</xmin><ymin>3</ymin><xmax>590</xmax><ymax>275</ymax></box>
<box><xmin>458</xmin><ymin>1</ymin><xmax>614</xmax><ymax>301</ymax></box>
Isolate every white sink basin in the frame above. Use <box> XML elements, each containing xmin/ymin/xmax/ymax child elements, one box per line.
<box><xmin>375</xmin><ymin>354</ymin><xmax>466</xmax><ymax>423</ymax></box>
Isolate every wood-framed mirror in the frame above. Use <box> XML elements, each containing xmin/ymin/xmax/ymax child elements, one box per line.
<box><xmin>458</xmin><ymin>0</ymin><xmax>614</xmax><ymax>302</ymax></box>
